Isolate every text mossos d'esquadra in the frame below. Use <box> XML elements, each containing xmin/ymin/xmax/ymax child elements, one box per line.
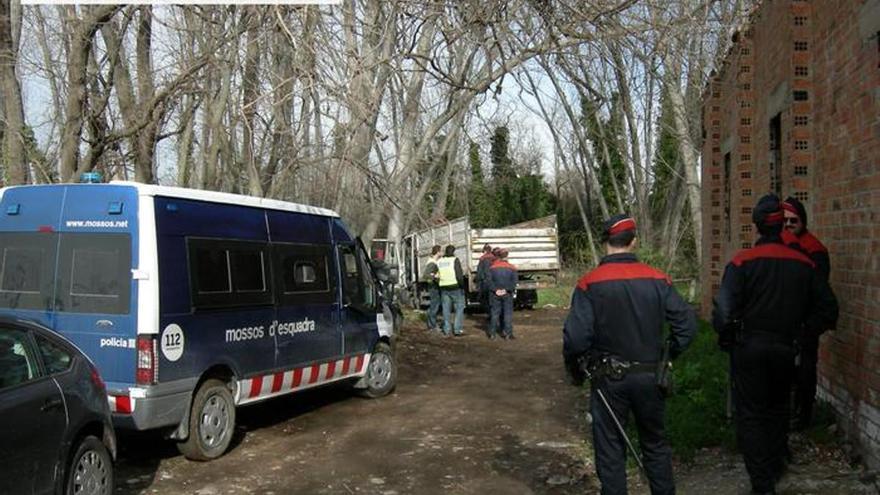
<box><xmin>225</xmin><ymin>318</ymin><xmax>317</xmax><ymax>342</ymax></box>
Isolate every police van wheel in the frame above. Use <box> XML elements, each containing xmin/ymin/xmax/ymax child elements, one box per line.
<box><xmin>177</xmin><ymin>379</ymin><xmax>236</xmax><ymax>461</ymax></box>
<box><xmin>359</xmin><ymin>342</ymin><xmax>397</xmax><ymax>398</ymax></box>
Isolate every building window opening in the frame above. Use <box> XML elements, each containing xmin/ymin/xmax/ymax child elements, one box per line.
<box><xmin>724</xmin><ymin>153</ymin><xmax>732</xmax><ymax>243</ymax></box>
<box><xmin>769</xmin><ymin>114</ymin><xmax>782</xmax><ymax>195</ymax></box>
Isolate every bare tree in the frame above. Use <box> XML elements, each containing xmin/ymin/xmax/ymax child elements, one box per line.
<box><xmin>0</xmin><ymin>0</ymin><xmax>27</xmax><ymax>184</ymax></box>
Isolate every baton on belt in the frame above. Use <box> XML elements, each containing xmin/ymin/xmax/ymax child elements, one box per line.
<box><xmin>581</xmin><ymin>358</ymin><xmax>646</xmax><ymax>475</ymax></box>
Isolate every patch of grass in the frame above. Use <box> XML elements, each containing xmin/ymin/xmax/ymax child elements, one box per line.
<box><xmin>402</xmin><ymin>308</ymin><xmax>426</xmax><ymax>323</ymax></box>
<box><xmin>537</xmin><ymin>285</ymin><xmax>573</xmax><ymax>307</ymax></box>
<box><xmin>536</xmin><ymin>269</ymin><xmax>582</xmax><ymax>308</ymax></box>
<box><xmin>665</xmin><ymin>320</ymin><xmax>735</xmax><ymax>461</ymax></box>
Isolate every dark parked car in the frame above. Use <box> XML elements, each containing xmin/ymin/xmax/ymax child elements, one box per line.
<box><xmin>0</xmin><ymin>318</ymin><xmax>115</xmax><ymax>494</ymax></box>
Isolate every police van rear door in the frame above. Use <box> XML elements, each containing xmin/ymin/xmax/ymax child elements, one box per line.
<box><xmin>0</xmin><ymin>184</ymin><xmax>138</xmax><ymax>389</ymax></box>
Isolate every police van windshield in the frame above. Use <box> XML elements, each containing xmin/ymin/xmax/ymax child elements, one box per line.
<box><xmin>0</xmin><ymin>232</ymin><xmax>131</xmax><ymax>314</ymax></box>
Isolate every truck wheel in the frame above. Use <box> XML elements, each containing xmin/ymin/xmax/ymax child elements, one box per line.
<box><xmin>358</xmin><ymin>342</ymin><xmax>397</xmax><ymax>398</ymax></box>
<box><xmin>177</xmin><ymin>379</ymin><xmax>236</xmax><ymax>461</ymax></box>
<box><xmin>66</xmin><ymin>435</ymin><xmax>113</xmax><ymax>495</ymax></box>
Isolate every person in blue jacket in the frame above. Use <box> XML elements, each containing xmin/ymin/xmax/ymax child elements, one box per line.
<box><xmin>488</xmin><ymin>248</ymin><xmax>517</xmax><ymax>340</ymax></box>
<box><xmin>476</xmin><ymin>244</ymin><xmax>496</xmax><ymax>311</ymax></box>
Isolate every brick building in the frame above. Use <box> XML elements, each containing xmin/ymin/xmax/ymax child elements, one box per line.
<box><xmin>701</xmin><ymin>0</ymin><xmax>880</xmax><ymax>467</ymax></box>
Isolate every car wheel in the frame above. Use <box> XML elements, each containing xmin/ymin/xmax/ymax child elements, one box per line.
<box><xmin>66</xmin><ymin>435</ymin><xmax>113</xmax><ymax>495</ymax></box>
<box><xmin>177</xmin><ymin>378</ymin><xmax>236</xmax><ymax>461</ymax></box>
<box><xmin>358</xmin><ymin>342</ymin><xmax>397</xmax><ymax>398</ymax></box>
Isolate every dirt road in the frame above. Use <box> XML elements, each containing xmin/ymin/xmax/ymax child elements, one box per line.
<box><xmin>116</xmin><ymin>309</ymin><xmax>876</xmax><ymax>494</ymax></box>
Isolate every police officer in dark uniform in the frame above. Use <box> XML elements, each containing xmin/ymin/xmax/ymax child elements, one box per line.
<box><xmin>781</xmin><ymin>196</ymin><xmax>833</xmax><ymax>430</ymax></box>
<box><xmin>488</xmin><ymin>248</ymin><xmax>517</xmax><ymax>340</ymax></box>
<box><xmin>476</xmin><ymin>243</ymin><xmax>496</xmax><ymax>334</ymax></box>
<box><xmin>563</xmin><ymin>214</ymin><xmax>696</xmax><ymax>495</ymax></box>
<box><xmin>713</xmin><ymin>194</ymin><xmax>838</xmax><ymax>494</ymax></box>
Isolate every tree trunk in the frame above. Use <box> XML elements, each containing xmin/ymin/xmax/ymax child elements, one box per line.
<box><xmin>664</xmin><ymin>61</ymin><xmax>702</xmax><ymax>264</ymax></box>
<box><xmin>0</xmin><ymin>0</ymin><xmax>27</xmax><ymax>184</ymax></box>
<box><xmin>609</xmin><ymin>42</ymin><xmax>651</xmax><ymax>240</ymax></box>
<box><xmin>133</xmin><ymin>6</ymin><xmax>157</xmax><ymax>184</ymax></box>
<box><xmin>242</xmin><ymin>7</ymin><xmax>262</xmax><ymax>196</ymax></box>
<box><xmin>59</xmin><ymin>5</ymin><xmax>121</xmax><ymax>182</ymax></box>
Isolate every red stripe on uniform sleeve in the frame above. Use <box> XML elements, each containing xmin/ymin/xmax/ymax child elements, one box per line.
<box><xmin>249</xmin><ymin>376</ymin><xmax>263</xmax><ymax>398</ymax></box>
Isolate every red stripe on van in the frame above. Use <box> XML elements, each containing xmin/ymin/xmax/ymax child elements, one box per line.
<box><xmin>249</xmin><ymin>376</ymin><xmax>263</xmax><ymax>398</ymax></box>
<box><xmin>355</xmin><ymin>355</ymin><xmax>365</xmax><ymax>374</ymax></box>
<box><xmin>292</xmin><ymin>368</ymin><xmax>303</xmax><ymax>389</ymax></box>
<box><xmin>309</xmin><ymin>365</ymin><xmax>320</xmax><ymax>384</ymax></box>
<box><xmin>341</xmin><ymin>357</ymin><xmax>351</xmax><ymax>375</ymax></box>
<box><xmin>325</xmin><ymin>361</ymin><xmax>336</xmax><ymax>380</ymax></box>
<box><xmin>271</xmin><ymin>372</ymin><xmax>284</xmax><ymax>393</ymax></box>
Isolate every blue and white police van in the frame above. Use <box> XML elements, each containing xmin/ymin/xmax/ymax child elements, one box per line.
<box><xmin>0</xmin><ymin>181</ymin><xmax>397</xmax><ymax>460</ymax></box>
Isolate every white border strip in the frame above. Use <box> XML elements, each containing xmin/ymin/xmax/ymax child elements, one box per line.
<box><xmin>236</xmin><ymin>354</ymin><xmax>370</xmax><ymax>406</ymax></box>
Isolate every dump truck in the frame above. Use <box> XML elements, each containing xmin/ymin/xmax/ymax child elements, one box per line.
<box><xmin>397</xmin><ymin>215</ymin><xmax>560</xmax><ymax>309</ymax></box>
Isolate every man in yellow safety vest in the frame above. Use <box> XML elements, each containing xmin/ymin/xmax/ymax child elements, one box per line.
<box><xmin>437</xmin><ymin>244</ymin><xmax>466</xmax><ymax>336</ymax></box>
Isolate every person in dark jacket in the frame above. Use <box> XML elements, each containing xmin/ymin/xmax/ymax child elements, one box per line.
<box><xmin>488</xmin><ymin>248</ymin><xmax>517</xmax><ymax>340</ymax></box>
<box><xmin>563</xmin><ymin>214</ymin><xmax>696</xmax><ymax>495</ymax></box>
<box><xmin>781</xmin><ymin>196</ymin><xmax>834</xmax><ymax>430</ymax></box>
<box><xmin>713</xmin><ymin>194</ymin><xmax>838</xmax><ymax>495</ymax></box>
<box><xmin>476</xmin><ymin>244</ymin><xmax>496</xmax><ymax>315</ymax></box>
<box><xmin>437</xmin><ymin>244</ymin><xmax>466</xmax><ymax>336</ymax></box>
<box><xmin>422</xmin><ymin>245</ymin><xmax>443</xmax><ymax>332</ymax></box>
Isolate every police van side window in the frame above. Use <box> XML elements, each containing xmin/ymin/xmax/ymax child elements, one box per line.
<box><xmin>0</xmin><ymin>233</ymin><xmax>57</xmax><ymax>311</ymax></box>
<box><xmin>275</xmin><ymin>244</ymin><xmax>334</xmax><ymax>305</ymax></box>
<box><xmin>230</xmin><ymin>250</ymin><xmax>266</xmax><ymax>293</ymax></box>
<box><xmin>57</xmin><ymin>233</ymin><xmax>131</xmax><ymax>314</ymax></box>
<box><xmin>188</xmin><ymin>239</ymin><xmax>272</xmax><ymax>309</ymax></box>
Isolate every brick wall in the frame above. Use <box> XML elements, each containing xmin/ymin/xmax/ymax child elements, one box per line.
<box><xmin>701</xmin><ymin>0</ymin><xmax>880</xmax><ymax>468</ymax></box>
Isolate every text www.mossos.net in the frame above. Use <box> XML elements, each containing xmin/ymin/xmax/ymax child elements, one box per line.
<box><xmin>65</xmin><ymin>220</ymin><xmax>129</xmax><ymax>228</ymax></box>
